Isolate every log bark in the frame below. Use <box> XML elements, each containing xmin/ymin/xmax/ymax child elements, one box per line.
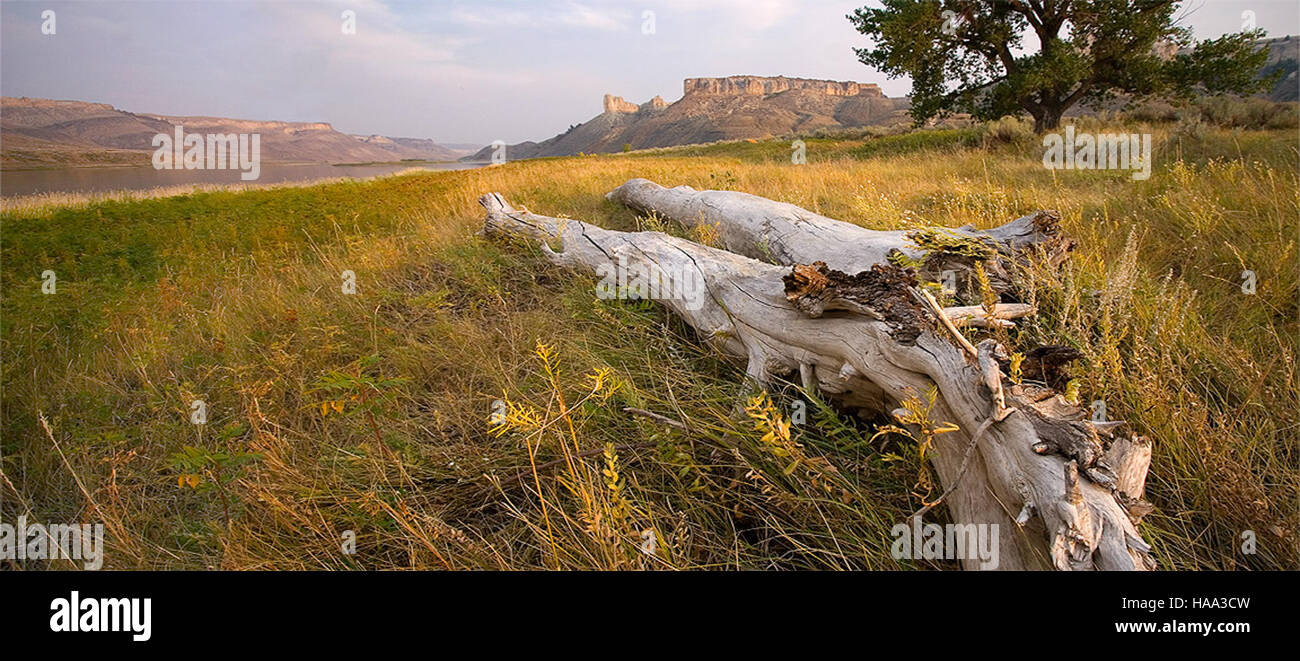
<box><xmin>608</xmin><ymin>178</ymin><xmax>1074</xmax><ymax>303</ymax></box>
<box><xmin>482</xmin><ymin>191</ymin><xmax>1154</xmax><ymax>570</ymax></box>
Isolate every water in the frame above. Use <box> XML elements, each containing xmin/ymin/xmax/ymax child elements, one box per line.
<box><xmin>0</xmin><ymin>161</ymin><xmax>485</xmax><ymax>198</ymax></box>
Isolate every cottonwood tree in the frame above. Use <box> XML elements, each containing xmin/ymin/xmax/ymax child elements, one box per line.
<box><xmin>848</xmin><ymin>0</ymin><xmax>1277</xmax><ymax>131</ymax></box>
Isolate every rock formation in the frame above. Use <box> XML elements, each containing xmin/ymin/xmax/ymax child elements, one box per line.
<box><xmin>603</xmin><ymin>94</ymin><xmax>669</xmax><ymax>114</ymax></box>
<box><xmin>683</xmin><ymin>75</ymin><xmax>883</xmax><ymax>98</ymax></box>
<box><xmin>603</xmin><ymin>94</ymin><xmax>640</xmax><ymax>114</ymax></box>
<box><xmin>465</xmin><ymin>76</ymin><xmax>908</xmax><ymax>161</ymax></box>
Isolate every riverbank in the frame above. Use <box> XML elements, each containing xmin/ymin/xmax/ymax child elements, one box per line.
<box><xmin>2</xmin><ymin>122</ymin><xmax>1295</xmax><ymax>569</ymax></box>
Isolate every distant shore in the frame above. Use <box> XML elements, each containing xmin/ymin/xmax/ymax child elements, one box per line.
<box><xmin>0</xmin><ymin>161</ymin><xmax>483</xmax><ymax>213</ymax></box>
<box><xmin>0</xmin><ymin>157</ymin><xmax>465</xmax><ymax>172</ymax></box>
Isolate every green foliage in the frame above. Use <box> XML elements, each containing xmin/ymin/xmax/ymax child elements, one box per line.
<box><xmin>855</xmin><ymin>126</ymin><xmax>984</xmax><ymax>157</ymax></box>
<box><xmin>906</xmin><ymin>226</ymin><xmax>995</xmax><ymax>260</ymax></box>
<box><xmin>311</xmin><ymin>354</ymin><xmax>410</xmax><ymax>420</ymax></box>
<box><xmin>170</xmin><ymin>444</ymin><xmax>262</xmax><ymax>529</ymax></box>
<box><xmin>887</xmin><ymin>249</ymin><xmax>925</xmax><ymax>269</ymax></box>
<box><xmin>1165</xmin><ymin>30</ymin><xmax>1280</xmax><ymax>99</ymax></box>
<box><xmin>848</xmin><ymin>1</ymin><xmax>1277</xmax><ymax>131</ymax></box>
<box><xmin>170</xmin><ymin>445</ymin><xmax>262</xmax><ymax>492</ymax></box>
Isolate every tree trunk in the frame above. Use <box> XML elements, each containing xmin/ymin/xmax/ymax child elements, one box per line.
<box><xmin>1032</xmin><ymin>105</ymin><xmax>1065</xmax><ymax>133</ymax></box>
<box><xmin>607</xmin><ymin>178</ymin><xmax>1073</xmax><ymax>306</ymax></box>
<box><xmin>481</xmin><ymin>189</ymin><xmax>1155</xmax><ymax>571</ymax></box>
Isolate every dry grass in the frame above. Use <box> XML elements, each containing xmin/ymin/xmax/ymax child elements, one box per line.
<box><xmin>2</xmin><ymin>121</ymin><xmax>1296</xmax><ymax>569</ymax></box>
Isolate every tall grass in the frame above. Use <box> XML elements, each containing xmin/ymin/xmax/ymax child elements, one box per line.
<box><xmin>2</xmin><ymin>121</ymin><xmax>1295</xmax><ymax>569</ymax></box>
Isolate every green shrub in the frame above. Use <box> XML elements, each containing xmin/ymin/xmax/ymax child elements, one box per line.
<box><xmin>1195</xmin><ymin>95</ymin><xmax>1299</xmax><ymax>129</ymax></box>
<box><xmin>980</xmin><ymin>115</ymin><xmax>1036</xmax><ymax>144</ymax></box>
<box><xmin>854</xmin><ymin>126</ymin><xmax>984</xmax><ymax>157</ymax></box>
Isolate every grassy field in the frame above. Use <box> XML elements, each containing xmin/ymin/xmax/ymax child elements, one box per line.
<box><xmin>2</xmin><ymin>119</ymin><xmax>1296</xmax><ymax>570</ymax></box>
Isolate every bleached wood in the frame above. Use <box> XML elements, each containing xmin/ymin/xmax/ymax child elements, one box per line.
<box><xmin>607</xmin><ymin>178</ymin><xmax>1069</xmax><ymax>289</ymax></box>
<box><xmin>481</xmin><ymin>192</ymin><xmax>1155</xmax><ymax>571</ymax></box>
<box><xmin>944</xmin><ymin>303</ymin><xmax>1035</xmax><ymax>328</ymax></box>
<box><xmin>1105</xmin><ymin>435</ymin><xmax>1152</xmax><ymax>501</ymax></box>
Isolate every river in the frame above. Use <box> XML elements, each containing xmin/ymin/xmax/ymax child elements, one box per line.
<box><xmin>0</xmin><ymin>161</ymin><xmax>485</xmax><ymax>198</ymax></box>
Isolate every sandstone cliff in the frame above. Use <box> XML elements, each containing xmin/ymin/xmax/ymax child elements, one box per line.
<box><xmin>603</xmin><ymin>94</ymin><xmax>669</xmax><ymax>114</ymax></box>
<box><xmin>603</xmin><ymin>94</ymin><xmax>640</xmax><ymax>114</ymax></box>
<box><xmin>683</xmin><ymin>75</ymin><xmax>882</xmax><ymax>98</ymax></box>
<box><xmin>464</xmin><ymin>75</ymin><xmax>908</xmax><ymax>161</ymax></box>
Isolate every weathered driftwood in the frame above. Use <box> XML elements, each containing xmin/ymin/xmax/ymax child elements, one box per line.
<box><xmin>610</xmin><ymin>178</ymin><xmax>1153</xmax><ymax>560</ymax></box>
<box><xmin>481</xmin><ymin>192</ymin><xmax>1154</xmax><ymax>570</ymax></box>
<box><xmin>608</xmin><ymin>178</ymin><xmax>1073</xmax><ymax>303</ymax></box>
<box><xmin>944</xmin><ymin>303</ymin><xmax>1035</xmax><ymax>328</ymax></box>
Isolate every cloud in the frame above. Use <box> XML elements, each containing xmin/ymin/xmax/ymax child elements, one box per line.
<box><xmin>449</xmin><ymin>1</ymin><xmax>631</xmax><ymax>32</ymax></box>
<box><xmin>652</xmin><ymin>0</ymin><xmax>802</xmax><ymax>32</ymax></box>
<box><xmin>5</xmin><ymin>0</ymin><xmax>1292</xmax><ymax>145</ymax></box>
<box><xmin>556</xmin><ymin>3</ymin><xmax>626</xmax><ymax>31</ymax></box>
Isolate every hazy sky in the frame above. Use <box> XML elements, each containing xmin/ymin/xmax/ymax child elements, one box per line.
<box><xmin>2</xmin><ymin>0</ymin><xmax>1296</xmax><ymax>145</ymax></box>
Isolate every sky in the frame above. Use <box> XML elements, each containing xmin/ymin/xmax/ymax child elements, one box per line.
<box><xmin>2</xmin><ymin>0</ymin><xmax>1297</xmax><ymax>146</ymax></box>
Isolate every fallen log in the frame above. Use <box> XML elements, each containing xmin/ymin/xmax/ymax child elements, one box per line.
<box><xmin>607</xmin><ymin>178</ymin><xmax>1074</xmax><ymax>303</ymax></box>
<box><xmin>481</xmin><ymin>192</ymin><xmax>1154</xmax><ymax>570</ymax></box>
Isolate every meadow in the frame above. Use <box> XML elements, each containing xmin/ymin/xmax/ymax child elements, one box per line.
<box><xmin>2</xmin><ymin>117</ymin><xmax>1296</xmax><ymax>569</ymax></box>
